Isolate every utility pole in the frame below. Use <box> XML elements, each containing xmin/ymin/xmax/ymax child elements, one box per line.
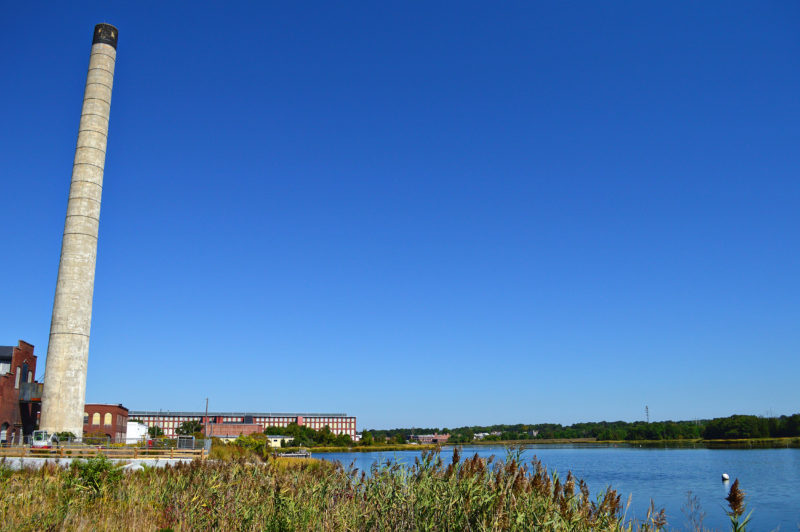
<box><xmin>204</xmin><ymin>398</ymin><xmax>209</xmax><ymax>438</ymax></box>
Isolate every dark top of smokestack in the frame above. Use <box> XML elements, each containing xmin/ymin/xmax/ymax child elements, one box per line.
<box><xmin>93</xmin><ymin>23</ymin><xmax>118</xmax><ymax>49</ymax></box>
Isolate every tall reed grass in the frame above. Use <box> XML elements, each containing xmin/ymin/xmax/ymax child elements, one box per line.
<box><xmin>0</xmin><ymin>448</ymin><xmax>687</xmax><ymax>530</ymax></box>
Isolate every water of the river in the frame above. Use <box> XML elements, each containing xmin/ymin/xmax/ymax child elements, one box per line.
<box><xmin>317</xmin><ymin>444</ymin><xmax>800</xmax><ymax>531</ymax></box>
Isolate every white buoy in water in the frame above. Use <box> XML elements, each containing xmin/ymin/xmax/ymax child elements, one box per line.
<box><xmin>722</xmin><ymin>473</ymin><xmax>730</xmax><ymax>481</ymax></box>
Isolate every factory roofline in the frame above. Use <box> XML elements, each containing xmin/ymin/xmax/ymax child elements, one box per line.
<box><xmin>86</xmin><ymin>403</ymin><xmax>128</xmax><ymax>409</ymax></box>
<box><xmin>129</xmin><ymin>410</ymin><xmax>350</xmax><ymax>417</ymax></box>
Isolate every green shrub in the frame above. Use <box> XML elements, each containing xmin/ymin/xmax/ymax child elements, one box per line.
<box><xmin>67</xmin><ymin>455</ymin><xmax>123</xmax><ymax>495</ymax></box>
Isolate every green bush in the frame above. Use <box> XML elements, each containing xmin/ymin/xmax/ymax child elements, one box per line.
<box><xmin>67</xmin><ymin>455</ymin><xmax>123</xmax><ymax>495</ymax></box>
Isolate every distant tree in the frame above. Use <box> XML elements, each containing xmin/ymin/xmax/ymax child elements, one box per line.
<box><xmin>371</xmin><ymin>430</ymin><xmax>388</xmax><ymax>443</ymax></box>
<box><xmin>785</xmin><ymin>415</ymin><xmax>800</xmax><ymax>437</ymax></box>
<box><xmin>335</xmin><ymin>433</ymin><xmax>353</xmax><ymax>446</ymax></box>
<box><xmin>393</xmin><ymin>433</ymin><xmax>405</xmax><ymax>444</ymax></box>
<box><xmin>261</xmin><ymin>422</ymin><xmax>355</xmax><ymax>448</ymax></box>
<box><xmin>176</xmin><ymin>420</ymin><xmax>203</xmax><ymax>436</ymax></box>
<box><xmin>148</xmin><ymin>425</ymin><xmax>164</xmax><ymax>438</ymax></box>
<box><xmin>768</xmin><ymin>417</ymin><xmax>780</xmax><ymax>437</ymax></box>
<box><xmin>449</xmin><ymin>429</ymin><xmax>474</xmax><ymax>444</ymax></box>
<box><xmin>360</xmin><ymin>431</ymin><xmax>374</xmax><ymax>446</ymax></box>
<box><xmin>317</xmin><ymin>426</ymin><xmax>337</xmax><ymax>446</ymax></box>
<box><xmin>703</xmin><ymin>415</ymin><xmax>764</xmax><ymax>439</ymax></box>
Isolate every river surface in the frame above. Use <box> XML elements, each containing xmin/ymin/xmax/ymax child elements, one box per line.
<box><xmin>316</xmin><ymin>444</ymin><xmax>800</xmax><ymax>531</ymax></box>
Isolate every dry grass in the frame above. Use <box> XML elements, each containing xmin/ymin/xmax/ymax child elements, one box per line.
<box><xmin>0</xmin><ymin>448</ymin><xmax>669</xmax><ymax>531</ymax></box>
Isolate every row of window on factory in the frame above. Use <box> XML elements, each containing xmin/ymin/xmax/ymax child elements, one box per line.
<box><xmin>84</xmin><ymin>413</ymin><xmax>126</xmax><ymax>426</ymax></box>
<box><xmin>137</xmin><ymin>416</ymin><xmax>353</xmax><ymax>424</ymax></box>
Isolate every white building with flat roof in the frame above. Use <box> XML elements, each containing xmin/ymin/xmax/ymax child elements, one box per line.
<box><xmin>265</xmin><ymin>435</ymin><xmax>292</xmax><ymax>447</ymax></box>
<box><xmin>126</xmin><ymin>421</ymin><xmax>149</xmax><ymax>443</ymax></box>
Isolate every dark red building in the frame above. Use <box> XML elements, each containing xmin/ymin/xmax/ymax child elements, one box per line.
<box><xmin>410</xmin><ymin>433</ymin><xmax>451</xmax><ymax>444</ymax></box>
<box><xmin>206</xmin><ymin>423</ymin><xmax>263</xmax><ymax>441</ymax></box>
<box><xmin>83</xmin><ymin>403</ymin><xmax>129</xmax><ymax>443</ymax></box>
<box><xmin>0</xmin><ymin>340</ymin><xmax>42</xmax><ymax>444</ymax></box>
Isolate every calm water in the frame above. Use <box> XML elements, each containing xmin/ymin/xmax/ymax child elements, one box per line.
<box><xmin>317</xmin><ymin>445</ymin><xmax>800</xmax><ymax>531</ymax></box>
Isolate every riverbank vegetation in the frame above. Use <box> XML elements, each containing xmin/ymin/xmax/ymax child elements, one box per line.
<box><xmin>0</xmin><ymin>448</ymin><xmax>755</xmax><ymax>530</ymax></box>
<box><xmin>0</xmin><ymin>450</ymin><xmax>636</xmax><ymax>530</ymax></box>
<box><xmin>218</xmin><ymin>433</ymin><xmax>438</xmax><ymax>459</ymax></box>
<box><xmin>367</xmin><ymin>412</ymin><xmax>800</xmax><ymax>444</ymax></box>
<box><xmin>262</xmin><ymin>423</ymin><xmax>354</xmax><ymax>447</ymax></box>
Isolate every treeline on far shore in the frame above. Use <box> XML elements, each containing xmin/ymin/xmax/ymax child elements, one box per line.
<box><xmin>365</xmin><ymin>413</ymin><xmax>800</xmax><ymax>443</ymax></box>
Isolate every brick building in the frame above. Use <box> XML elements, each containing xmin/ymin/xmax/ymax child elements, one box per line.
<box><xmin>0</xmin><ymin>341</ymin><xmax>42</xmax><ymax>444</ymax></box>
<box><xmin>410</xmin><ymin>433</ymin><xmax>450</xmax><ymax>444</ymax></box>
<box><xmin>206</xmin><ymin>423</ymin><xmax>263</xmax><ymax>442</ymax></box>
<box><xmin>129</xmin><ymin>411</ymin><xmax>357</xmax><ymax>439</ymax></box>
<box><xmin>83</xmin><ymin>403</ymin><xmax>129</xmax><ymax>443</ymax></box>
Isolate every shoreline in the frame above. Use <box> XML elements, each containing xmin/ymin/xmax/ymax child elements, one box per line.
<box><xmin>297</xmin><ymin>436</ymin><xmax>800</xmax><ymax>453</ymax></box>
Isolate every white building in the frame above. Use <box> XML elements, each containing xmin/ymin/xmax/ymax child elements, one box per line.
<box><xmin>265</xmin><ymin>435</ymin><xmax>292</xmax><ymax>448</ymax></box>
<box><xmin>126</xmin><ymin>421</ymin><xmax>149</xmax><ymax>443</ymax></box>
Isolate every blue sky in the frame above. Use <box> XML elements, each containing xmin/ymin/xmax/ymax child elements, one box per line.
<box><xmin>2</xmin><ymin>2</ymin><xmax>798</xmax><ymax>430</ymax></box>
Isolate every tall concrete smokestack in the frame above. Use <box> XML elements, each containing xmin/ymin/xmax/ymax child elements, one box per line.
<box><xmin>40</xmin><ymin>24</ymin><xmax>118</xmax><ymax>437</ymax></box>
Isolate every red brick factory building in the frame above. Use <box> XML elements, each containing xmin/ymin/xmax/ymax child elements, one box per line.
<box><xmin>1</xmin><ymin>340</ymin><xmax>132</xmax><ymax>444</ymax></box>
<box><xmin>411</xmin><ymin>433</ymin><xmax>451</xmax><ymax>444</ymax></box>
<box><xmin>130</xmin><ymin>411</ymin><xmax>357</xmax><ymax>439</ymax></box>
<box><xmin>83</xmin><ymin>403</ymin><xmax>129</xmax><ymax>442</ymax></box>
<box><xmin>1</xmin><ymin>340</ymin><xmax>356</xmax><ymax>445</ymax></box>
<box><xmin>0</xmin><ymin>341</ymin><xmax>43</xmax><ymax>444</ymax></box>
